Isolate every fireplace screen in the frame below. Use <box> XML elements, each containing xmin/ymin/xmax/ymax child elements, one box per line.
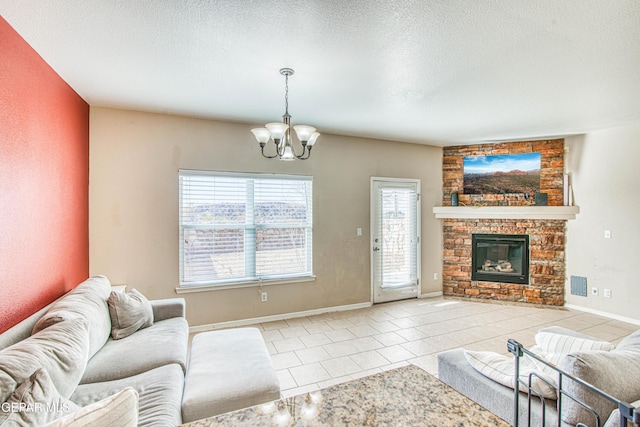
<box><xmin>471</xmin><ymin>234</ymin><xmax>529</xmax><ymax>284</ymax></box>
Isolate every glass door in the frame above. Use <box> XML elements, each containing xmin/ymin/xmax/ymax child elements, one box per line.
<box><xmin>371</xmin><ymin>178</ymin><xmax>421</xmax><ymax>303</ymax></box>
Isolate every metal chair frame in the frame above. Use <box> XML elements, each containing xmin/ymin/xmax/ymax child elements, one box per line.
<box><xmin>507</xmin><ymin>339</ymin><xmax>637</xmax><ymax>427</ymax></box>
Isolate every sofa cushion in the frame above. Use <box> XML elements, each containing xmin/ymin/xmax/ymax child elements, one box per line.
<box><xmin>44</xmin><ymin>387</ymin><xmax>138</xmax><ymax>427</ymax></box>
<box><xmin>71</xmin><ymin>364</ymin><xmax>184</xmax><ymax>427</ymax></box>
<box><xmin>80</xmin><ymin>317</ymin><xmax>188</xmax><ymax>384</ymax></box>
<box><xmin>560</xmin><ymin>329</ymin><xmax>640</xmax><ymax>426</ymax></box>
<box><xmin>0</xmin><ymin>368</ymin><xmax>79</xmax><ymax>426</ymax></box>
<box><xmin>464</xmin><ymin>350</ymin><xmax>557</xmax><ymax>399</ymax></box>
<box><xmin>0</xmin><ymin>319</ymin><xmax>90</xmax><ymax>402</ymax></box>
<box><xmin>108</xmin><ymin>289</ymin><xmax>154</xmax><ymax>340</ymax></box>
<box><xmin>33</xmin><ymin>276</ymin><xmax>112</xmax><ymax>359</ymax></box>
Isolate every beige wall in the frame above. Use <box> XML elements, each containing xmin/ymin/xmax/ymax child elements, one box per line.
<box><xmin>89</xmin><ymin>107</ymin><xmax>443</xmax><ymax>327</ymax></box>
<box><xmin>565</xmin><ymin>122</ymin><xmax>640</xmax><ymax>323</ymax></box>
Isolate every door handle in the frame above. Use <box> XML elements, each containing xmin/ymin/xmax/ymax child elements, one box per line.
<box><xmin>373</xmin><ymin>247</ymin><xmax>380</xmax><ymax>252</ymax></box>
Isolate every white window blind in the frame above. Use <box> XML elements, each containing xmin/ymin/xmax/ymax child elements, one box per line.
<box><xmin>179</xmin><ymin>170</ymin><xmax>313</xmax><ymax>287</ymax></box>
<box><xmin>375</xmin><ymin>184</ymin><xmax>419</xmax><ymax>288</ymax></box>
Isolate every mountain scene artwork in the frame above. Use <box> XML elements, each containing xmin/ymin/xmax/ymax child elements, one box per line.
<box><xmin>463</xmin><ymin>152</ymin><xmax>541</xmax><ymax>195</ymax></box>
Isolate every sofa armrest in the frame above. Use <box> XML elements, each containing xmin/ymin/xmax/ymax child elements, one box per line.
<box><xmin>151</xmin><ymin>298</ymin><xmax>186</xmax><ymax>321</ymax></box>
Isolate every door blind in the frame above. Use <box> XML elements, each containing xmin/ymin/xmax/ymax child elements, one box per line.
<box><xmin>374</xmin><ymin>184</ymin><xmax>419</xmax><ymax>288</ymax></box>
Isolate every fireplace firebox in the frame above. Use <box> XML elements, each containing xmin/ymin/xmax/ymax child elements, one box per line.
<box><xmin>471</xmin><ymin>234</ymin><xmax>529</xmax><ymax>284</ymax></box>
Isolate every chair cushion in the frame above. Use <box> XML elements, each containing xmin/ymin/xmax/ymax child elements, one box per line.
<box><xmin>532</xmin><ymin>330</ymin><xmax>615</xmax><ymax>364</ymax></box>
<box><xmin>80</xmin><ymin>317</ymin><xmax>188</xmax><ymax>384</ymax></box>
<box><xmin>464</xmin><ymin>330</ymin><xmax>615</xmax><ymax>401</ymax></box>
<box><xmin>560</xmin><ymin>329</ymin><xmax>640</xmax><ymax>426</ymax></box>
<box><xmin>32</xmin><ymin>276</ymin><xmax>112</xmax><ymax>359</ymax></box>
<box><xmin>0</xmin><ymin>319</ymin><xmax>90</xmax><ymax>402</ymax></box>
<box><xmin>464</xmin><ymin>350</ymin><xmax>557</xmax><ymax>399</ymax></box>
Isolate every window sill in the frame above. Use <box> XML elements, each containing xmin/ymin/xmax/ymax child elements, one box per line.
<box><xmin>174</xmin><ymin>275</ymin><xmax>316</xmax><ymax>294</ymax></box>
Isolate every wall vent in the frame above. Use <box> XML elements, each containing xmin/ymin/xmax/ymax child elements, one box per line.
<box><xmin>570</xmin><ymin>275</ymin><xmax>588</xmax><ymax>297</ymax></box>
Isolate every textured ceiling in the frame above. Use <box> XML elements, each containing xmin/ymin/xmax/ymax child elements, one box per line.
<box><xmin>1</xmin><ymin>0</ymin><xmax>639</xmax><ymax>146</ymax></box>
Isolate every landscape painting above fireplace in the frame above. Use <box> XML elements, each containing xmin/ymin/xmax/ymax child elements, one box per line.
<box><xmin>463</xmin><ymin>152</ymin><xmax>541</xmax><ymax>195</ymax></box>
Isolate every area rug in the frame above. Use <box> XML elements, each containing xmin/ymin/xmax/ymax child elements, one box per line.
<box><xmin>182</xmin><ymin>364</ymin><xmax>510</xmax><ymax>426</ymax></box>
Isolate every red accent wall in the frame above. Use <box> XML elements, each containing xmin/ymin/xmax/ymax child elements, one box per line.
<box><xmin>0</xmin><ymin>17</ymin><xmax>89</xmax><ymax>333</ymax></box>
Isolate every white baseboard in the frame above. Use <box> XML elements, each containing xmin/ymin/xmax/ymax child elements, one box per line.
<box><xmin>420</xmin><ymin>291</ymin><xmax>443</xmax><ymax>299</ymax></box>
<box><xmin>565</xmin><ymin>304</ymin><xmax>640</xmax><ymax>326</ymax></box>
<box><xmin>189</xmin><ymin>301</ymin><xmax>373</xmax><ymax>334</ymax></box>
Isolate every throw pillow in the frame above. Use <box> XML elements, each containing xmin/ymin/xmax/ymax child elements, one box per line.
<box><xmin>108</xmin><ymin>289</ymin><xmax>154</xmax><ymax>340</ymax></box>
<box><xmin>524</xmin><ymin>331</ymin><xmax>615</xmax><ymax>381</ymax></box>
<box><xmin>32</xmin><ymin>276</ymin><xmax>112</xmax><ymax>359</ymax></box>
<box><xmin>42</xmin><ymin>387</ymin><xmax>138</xmax><ymax>427</ymax></box>
<box><xmin>464</xmin><ymin>350</ymin><xmax>557</xmax><ymax>399</ymax></box>
<box><xmin>559</xmin><ymin>329</ymin><xmax>640</xmax><ymax>426</ymax></box>
<box><xmin>0</xmin><ymin>368</ymin><xmax>79</xmax><ymax>426</ymax></box>
<box><xmin>0</xmin><ymin>319</ymin><xmax>90</xmax><ymax>402</ymax></box>
<box><xmin>534</xmin><ymin>331</ymin><xmax>615</xmax><ymax>364</ymax></box>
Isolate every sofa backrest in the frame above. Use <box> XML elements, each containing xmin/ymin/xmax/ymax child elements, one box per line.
<box><xmin>0</xmin><ymin>304</ymin><xmax>51</xmax><ymax>351</ymax></box>
<box><xmin>32</xmin><ymin>275</ymin><xmax>112</xmax><ymax>359</ymax></box>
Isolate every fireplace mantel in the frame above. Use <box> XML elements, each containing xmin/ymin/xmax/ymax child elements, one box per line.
<box><xmin>433</xmin><ymin>206</ymin><xmax>579</xmax><ymax>220</ymax></box>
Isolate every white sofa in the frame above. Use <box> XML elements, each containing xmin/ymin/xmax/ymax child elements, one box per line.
<box><xmin>0</xmin><ymin>276</ymin><xmax>280</xmax><ymax>426</ymax></box>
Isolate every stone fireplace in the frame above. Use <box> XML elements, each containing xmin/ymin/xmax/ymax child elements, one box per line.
<box><xmin>441</xmin><ymin>218</ymin><xmax>567</xmax><ymax>305</ymax></box>
<box><xmin>434</xmin><ymin>139</ymin><xmax>577</xmax><ymax>306</ymax></box>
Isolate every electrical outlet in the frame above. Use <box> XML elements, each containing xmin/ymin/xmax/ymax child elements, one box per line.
<box><xmin>604</xmin><ymin>230</ymin><xmax>612</xmax><ymax>239</ymax></box>
<box><xmin>604</xmin><ymin>288</ymin><xmax>612</xmax><ymax>298</ymax></box>
<box><xmin>591</xmin><ymin>287</ymin><xmax>598</xmax><ymax>296</ymax></box>
<box><xmin>433</xmin><ymin>273</ymin><xmax>439</xmax><ymax>280</ymax></box>
<box><xmin>261</xmin><ymin>292</ymin><xmax>268</xmax><ymax>302</ymax></box>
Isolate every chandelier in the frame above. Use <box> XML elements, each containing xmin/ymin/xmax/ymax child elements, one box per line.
<box><xmin>251</xmin><ymin>68</ymin><xmax>319</xmax><ymax>160</ymax></box>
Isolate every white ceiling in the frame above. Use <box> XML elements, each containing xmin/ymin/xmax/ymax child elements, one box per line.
<box><xmin>2</xmin><ymin>1</ymin><xmax>639</xmax><ymax>146</ymax></box>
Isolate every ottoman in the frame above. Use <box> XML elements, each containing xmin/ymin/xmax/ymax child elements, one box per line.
<box><xmin>181</xmin><ymin>327</ymin><xmax>281</xmax><ymax>423</ymax></box>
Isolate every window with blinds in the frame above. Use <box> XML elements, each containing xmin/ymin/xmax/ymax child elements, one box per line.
<box><xmin>179</xmin><ymin>170</ymin><xmax>313</xmax><ymax>287</ymax></box>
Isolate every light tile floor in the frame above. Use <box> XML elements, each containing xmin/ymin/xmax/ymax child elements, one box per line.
<box><xmin>231</xmin><ymin>297</ymin><xmax>638</xmax><ymax>398</ymax></box>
